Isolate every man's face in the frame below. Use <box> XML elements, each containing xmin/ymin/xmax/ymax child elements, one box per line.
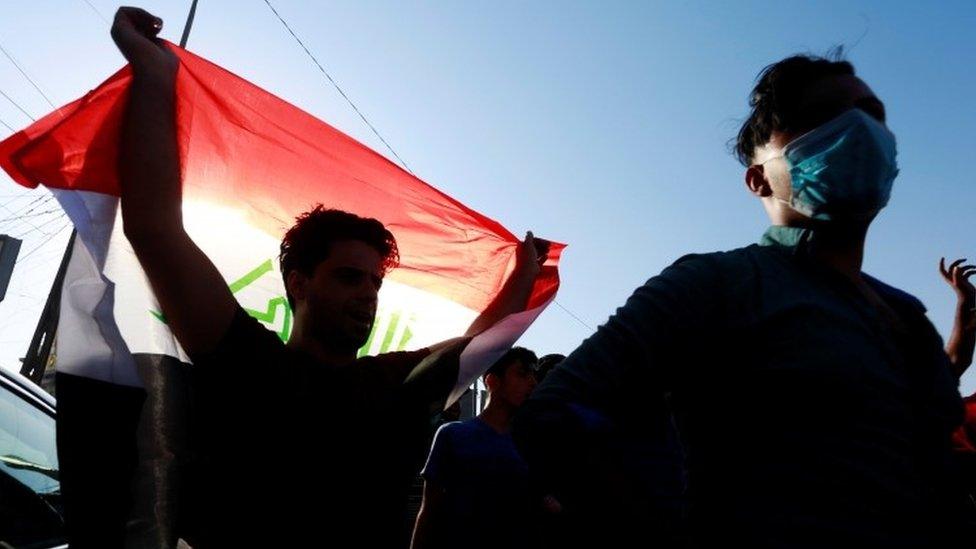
<box><xmin>295</xmin><ymin>239</ymin><xmax>384</xmax><ymax>353</ymax></box>
<box><xmin>492</xmin><ymin>359</ymin><xmax>538</xmax><ymax>408</ymax></box>
<box><xmin>749</xmin><ymin>74</ymin><xmax>889</xmax><ymax>224</ymax></box>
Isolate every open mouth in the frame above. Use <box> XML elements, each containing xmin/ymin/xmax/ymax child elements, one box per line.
<box><xmin>348</xmin><ymin>311</ymin><xmax>374</xmax><ymax>327</ymax></box>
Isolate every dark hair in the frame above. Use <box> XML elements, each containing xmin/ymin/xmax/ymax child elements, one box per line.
<box><xmin>279</xmin><ymin>205</ymin><xmax>399</xmax><ymax>308</ymax></box>
<box><xmin>535</xmin><ymin>353</ymin><xmax>565</xmax><ymax>381</ymax></box>
<box><xmin>734</xmin><ymin>53</ymin><xmax>855</xmax><ymax>166</ymax></box>
<box><xmin>484</xmin><ymin>347</ymin><xmax>538</xmax><ymax>380</ymax></box>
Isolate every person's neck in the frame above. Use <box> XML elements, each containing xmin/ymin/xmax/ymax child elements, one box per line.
<box><xmin>286</xmin><ymin>327</ymin><xmax>356</xmax><ymax>366</ymax></box>
<box><xmin>478</xmin><ymin>398</ymin><xmax>514</xmax><ymax>434</ymax></box>
<box><xmin>797</xmin><ymin>220</ymin><xmax>868</xmax><ymax>281</ymax></box>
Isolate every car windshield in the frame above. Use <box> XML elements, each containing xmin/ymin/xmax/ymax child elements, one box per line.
<box><xmin>0</xmin><ymin>382</ymin><xmax>59</xmax><ymax>497</ymax></box>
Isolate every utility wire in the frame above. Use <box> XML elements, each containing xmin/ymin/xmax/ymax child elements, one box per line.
<box><xmin>28</xmin><ymin>212</ymin><xmax>66</xmax><ymax>233</ymax></box>
<box><xmin>80</xmin><ymin>0</ymin><xmax>110</xmax><ymax>24</ymax></box>
<box><xmin>0</xmin><ymin>86</ymin><xmax>35</xmax><ymax>122</ymax></box>
<box><xmin>553</xmin><ymin>300</ymin><xmax>594</xmax><ymax>332</ymax></box>
<box><xmin>261</xmin><ymin>0</ymin><xmax>414</xmax><ymax>175</ymax></box>
<box><xmin>0</xmin><ymin>195</ymin><xmax>54</xmax><ymax>224</ymax></box>
<box><xmin>261</xmin><ymin>1</ymin><xmax>595</xmax><ymax>336</ymax></box>
<box><xmin>0</xmin><ymin>199</ymin><xmax>48</xmax><ymax>235</ymax></box>
<box><xmin>7</xmin><ymin>211</ymin><xmax>67</xmax><ymax>238</ymax></box>
<box><xmin>15</xmin><ymin>221</ymin><xmax>71</xmax><ymax>263</ymax></box>
<box><xmin>0</xmin><ymin>41</ymin><xmax>56</xmax><ymax>110</ymax></box>
<box><xmin>0</xmin><ymin>209</ymin><xmax>63</xmax><ymax>224</ymax></box>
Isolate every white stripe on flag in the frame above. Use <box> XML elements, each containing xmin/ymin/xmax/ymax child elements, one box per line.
<box><xmin>51</xmin><ymin>195</ymin><xmax>513</xmax><ymax>389</ymax></box>
<box><xmin>452</xmin><ymin>298</ymin><xmax>553</xmax><ymax>406</ymax></box>
<box><xmin>52</xmin><ymin>189</ymin><xmax>141</xmax><ymax>387</ymax></box>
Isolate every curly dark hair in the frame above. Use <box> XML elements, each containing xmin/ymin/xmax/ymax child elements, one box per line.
<box><xmin>279</xmin><ymin>205</ymin><xmax>399</xmax><ymax>308</ymax></box>
<box><xmin>733</xmin><ymin>53</ymin><xmax>854</xmax><ymax>166</ymax></box>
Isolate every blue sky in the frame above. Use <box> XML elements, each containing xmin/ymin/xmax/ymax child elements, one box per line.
<box><xmin>1</xmin><ymin>0</ymin><xmax>974</xmax><ymax>392</ymax></box>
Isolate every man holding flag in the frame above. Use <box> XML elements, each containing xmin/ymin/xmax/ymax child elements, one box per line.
<box><xmin>104</xmin><ymin>6</ymin><xmax>549</xmax><ymax>546</ymax></box>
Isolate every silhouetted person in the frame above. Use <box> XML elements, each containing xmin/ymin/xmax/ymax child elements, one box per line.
<box><xmin>515</xmin><ymin>54</ymin><xmax>966</xmax><ymax>548</ymax></box>
<box><xmin>411</xmin><ymin>347</ymin><xmax>545</xmax><ymax>549</ymax></box>
<box><xmin>110</xmin><ymin>8</ymin><xmax>547</xmax><ymax>547</ymax></box>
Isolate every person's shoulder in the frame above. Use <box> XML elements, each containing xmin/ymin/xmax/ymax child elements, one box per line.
<box><xmin>191</xmin><ymin>305</ymin><xmax>288</xmax><ymax>365</ymax></box>
<box><xmin>451</xmin><ymin>418</ymin><xmax>486</xmax><ymax>432</ymax></box>
<box><xmin>354</xmin><ymin>348</ymin><xmax>433</xmax><ymax>388</ymax></box>
<box><xmin>862</xmin><ymin>274</ymin><xmax>927</xmax><ymax>313</ymax></box>
<box><xmin>441</xmin><ymin>418</ymin><xmax>488</xmax><ymax>437</ymax></box>
<box><xmin>437</xmin><ymin>419</ymin><xmax>465</xmax><ymax>432</ymax></box>
<box><xmin>430</xmin><ymin>419</ymin><xmax>469</xmax><ymax>447</ymax></box>
<box><xmin>359</xmin><ymin>347</ymin><xmax>431</xmax><ymax>366</ymax></box>
<box><xmin>656</xmin><ymin>245</ymin><xmax>759</xmax><ymax>288</ymax></box>
<box><xmin>671</xmin><ymin>243</ymin><xmax>763</xmax><ymax>267</ymax></box>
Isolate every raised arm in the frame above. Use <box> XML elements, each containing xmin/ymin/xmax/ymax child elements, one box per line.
<box><xmin>940</xmin><ymin>257</ymin><xmax>976</xmax><ymax>378</ymax></box>
<box><xmin>406</xmin><ymin>233</ymin><xmax>547</xmax><ymax>408</ymax></box>
<box><xmin>463</xmin><ymin>232</ymin><xmax>549</xmax><ymax>338</ymax></box>
<box><xmin>113</xmin><ymin>7</ymin><xmax>237</xmax><ymax>357</ymax></box>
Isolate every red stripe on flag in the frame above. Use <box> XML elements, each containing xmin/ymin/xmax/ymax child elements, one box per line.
<box><xmin>0</xmin><ymin>42</ymin><xmax>563</xmax><ymax>312</ymax></box>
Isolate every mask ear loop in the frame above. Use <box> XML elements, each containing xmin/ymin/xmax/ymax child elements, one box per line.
<box><xmin>758</xmin><ymin>153</ymin><xmax>881</xmax><ymax>222</ymax></box>
<box><xmin>755</xmin><ymin>155</ymin><xmax>795</xmax><ymax>210</ymax></box>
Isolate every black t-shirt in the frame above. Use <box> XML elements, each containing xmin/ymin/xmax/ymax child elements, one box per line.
<box><xmin>517</xmin><ymin>227</ymin><xmax>966</xmax><ymax>548</ymax></box>
<box><xmin>184</xmin><ymin>306</ymin><xmax>441</xmax><ymax>547</ymax></box>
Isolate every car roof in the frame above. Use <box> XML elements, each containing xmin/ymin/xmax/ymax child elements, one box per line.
<box><xmin>0</xmin><ymin>366</ymin><xmax>56</xmax><ymax>414</ymax></box>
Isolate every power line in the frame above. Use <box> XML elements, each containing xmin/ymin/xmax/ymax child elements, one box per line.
<box><xmin>3</xmin><ymin>194</ymin><xmax>53</xmax><ymax>217</ymax></box>
<box><xmin>0</xmin><ymin>198</ymin><xmax>48</xmax><ymax>235</ymax></box>
<box><xmin>0</xmin><ymin>194</ymin><xmax>36</xmax><ymax>216</ymax></box>
<box><xmin>0</xmin><ymin>208</ymin><xmax>63</xmax><ymax>224</ymax></box>
<box><xmin>80</xmin><ymin>0</ymin><xmax>109</xmax><ymax>24</ymax></box>
<box><xmin>17</xmin><ymin>196</ymin><xmax>56</xmax><ymax>217</ymax></box>
<box><xmin>5</xmin><ymin>213</ymin><xmax>66</xmax><ymax>241</ymax></box>
<box><xmin>1</xmin><ymin>213</ymin><xmax>62</xmax><ymax>240</ymax></box>
<box><xmin>261</xmin><ymin>0</ymin><xmax>414</xmax><ymax>175</ymax></box>
<box><xmin>4</xmin><ymin>226</ymin><xmax>70</xmax><ymax>283</ymax></box>
<box><xmin>0</xmin><ymin>86</ymin><xmax>35</xmax><ymax>122</ymax></box>
<box><xmin>554</xmin><ymin>299</ymin><xmax>594</xmax><ymax>332</ymax></box>
<box><xmin>0</xmin><ymin>41</ymin><xmax>56</xmax><ymax>110</ymax></box>
<box><xmin>0</xmin><ymin>113</ymin><xmax>13</xmax><ymax>132</ymax></box>
<box><xmin>0</xmin><ymin>195</ymin><xmax>55</xmax><ymax>228</ymax></box>
<box><xmin>24</xmin><ymin>212</ymin><xmax>66</xmax><ymax>235</ymax></box>
<box><xmin>260</xmin><ymin>1</ymin><xmax>593</xmax><ymax>336</ymax></box>
<box><xmin>15</xmin><ymin>220</ymin><xmax>71</xmax><ymax>264</ymax></box>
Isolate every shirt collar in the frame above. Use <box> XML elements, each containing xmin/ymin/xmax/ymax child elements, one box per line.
<box><xmin>759</xmin><ymin>225</ymin><xmax>814</xmax><ymax>253</ymax></box>
<box><xmin>759</xmin><ymin>225</ymin><xmax>926</xmax><ymax>313</ymax></box>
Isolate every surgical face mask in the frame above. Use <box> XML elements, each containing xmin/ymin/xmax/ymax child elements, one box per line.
<box><xmin>764</xmin><ymin>108</ymin><xmax>899</xmax><ymax>221</ymax></box>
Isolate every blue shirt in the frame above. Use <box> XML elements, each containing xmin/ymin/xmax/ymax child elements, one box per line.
<box><xmin>422</xmin><ymin>418</ymin><xmax>537</xmax><ymax>548</ymax></box>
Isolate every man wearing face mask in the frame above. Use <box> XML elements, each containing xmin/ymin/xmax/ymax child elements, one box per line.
<box><xmin>513</xmin><ymin>55</ymin><xmax>966</xmax><ymax>548</ymax></box>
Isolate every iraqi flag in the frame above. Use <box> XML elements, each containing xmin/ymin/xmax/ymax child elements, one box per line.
<box><xmin>0</xmin><ymin>42</ymin><xmax>562</xmax><ymax>544</ymax></box>
<box><xmin>0</xmin><ymin>41</ymin><xmax>563</xmax><ymax>396</ymax></box>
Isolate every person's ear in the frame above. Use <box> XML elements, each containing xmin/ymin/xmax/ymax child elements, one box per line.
<box><xmin>286</xmin><ymin>270</ymin><xmax>308</xmax><ymax>304</ymax></box>
<box><xmin>745</xmin><ymin>164</ymin><xmax>773</xmax><ymax>198</ymax></box>
<box><xmin>484</xmin><ymin>372</ymin><xmax>500</xmax><ymax>393</ymax></box>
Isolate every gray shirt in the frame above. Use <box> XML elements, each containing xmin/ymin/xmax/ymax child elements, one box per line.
<box><xmin>515</xmin><ymin>226</ymin><xmax>964</xmax><ymax>548</ymax></box>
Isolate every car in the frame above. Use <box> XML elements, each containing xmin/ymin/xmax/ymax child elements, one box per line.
<box><xmin>0</xmin><ymin>366</ymin><xmax>66</xmax><ymax>548</ymax></box>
